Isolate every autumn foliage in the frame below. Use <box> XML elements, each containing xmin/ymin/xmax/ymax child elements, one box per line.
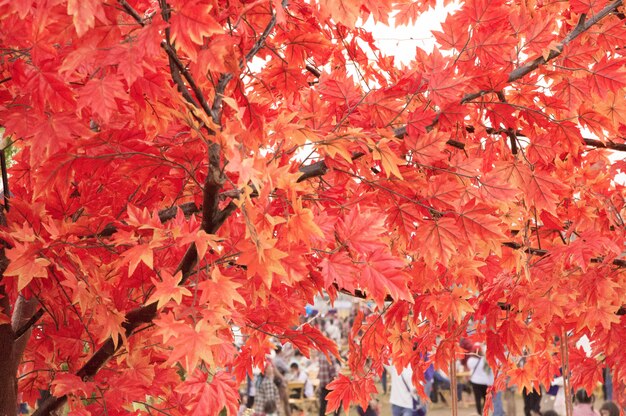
<box><xmin>0</xmin><ymin>0</ymin><xmax>626</xmax><ymax>414</ymax></box>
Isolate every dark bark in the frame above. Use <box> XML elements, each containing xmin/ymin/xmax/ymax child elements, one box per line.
<box><xmin>0</xmin><ymin>207</ymin><xmax>17</xmax><ymax>416</ymax></box>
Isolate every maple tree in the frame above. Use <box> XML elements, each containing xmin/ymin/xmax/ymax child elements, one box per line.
<box><xmin>0</xmin><ymin>0</ymin><xmax>626</xmax><ymax>414</ymax></box>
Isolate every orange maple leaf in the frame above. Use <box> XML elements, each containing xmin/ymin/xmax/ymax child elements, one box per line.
<box><xmin>67</xmin><ymin>0</ymin><xmax>107</xmax><ymax>37</ymax></box>
<box><xmin>147</xmin><ymin>270</ymin><xmax>190</xmax><ymax>309</ymax></box>
<box><xmin>95</xmin><ymin>304</ymin><xmax>126</xmax><ymax>348</ymax></box>
<box><xmin>320</xmin><ymin>251</ymin><xmax>358</xmax><ymax>289</ymax></box>
<box><xmin>237</xmin><ymin>231</ymin><xmax>288</xmax><ymax>286</ymax></box>
<box><xmin>121</xmin><ymin>243</ymin><xmax>154</xmax><ymax>276</ymax></box>
<box><xmin>336</xmin><ymin>206</ymin><xmax>387</xmax><ymax>253</ymax></box>
<box><xmin>156</xmin><ymin>318</ymin><xmax>222</xmax><ymax>372</ymax></box>
<box><xmin>197</xmin><ymin>267</ymin><xmax>246</xmax><ymax>308</ymax></box>
<box><xmin>50</xmin><ymin>373</ymin><xmax>96</xmax><ymax>397</ymax></box>
<box><xmin>4</xmin><ymin>242</ymin><xmax>50</xmax><ymax>291</ymax></box>
<box><xmin>358</xmin><ymin>248</ymin><xmax>411</xmax><ymax>306</ymax></box>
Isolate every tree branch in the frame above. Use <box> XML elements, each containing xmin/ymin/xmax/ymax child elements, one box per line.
<box><xmin>502</xmin><ymin>241</ymin><xmax>626</xmax><ymax>267</ymax></box>
<box><xmin>297</xmin><ymin>123</ymin><xmax>626</xmax><ymax>182</ymax></box>
<box><xmin>244</xmin><ymin>9</ymin><xmax>279</xmax><ymax>62</ymax></box>
<box><xmin>13</xmin><ymin>307</ymin><xmax>44</xmax><ymax>340</ymax></box>
<box><xmin>29</xmin><ymin>4</ymin><xmax>283</xmax><ymax>412</ymax></box>
<box><xmin>211</xmin><ymin>2</ymin><xmax>279</xmax><ymax>119</ymax></box>
<box><xmin>1</xmin><ymin>149</ymin><xmax>10</xmax><ymax>212</ymax></box>
<box><xmin>460</xmin><ymin>0</ymin><xmax>623</xmax><ymax>104</ymax></box>
<box><xmin>305</xmin><ymin>64</ymin><xmax>321</xmax><ymax>78</ymax></box>
<box><xmin>117</xmin><ymin>0</ymin><xmax>145</xmax><ymax>26</ymax></box>
<box><xmin>161</xmin><ymin>41</ymin><xmax>217</xmax><ymax>122</ymax></box>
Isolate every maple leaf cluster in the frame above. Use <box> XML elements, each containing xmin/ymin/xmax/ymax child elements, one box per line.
<box><xmin>0</xmin><ymin>0</ymin><xmax>625</xmax><ymax>414</ymax></box>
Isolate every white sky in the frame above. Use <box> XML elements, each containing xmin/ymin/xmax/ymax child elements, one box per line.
<box><xmin>362</xmin><ymin>2</ymin><xmax>455</xmax><ymax>64</ymax></box>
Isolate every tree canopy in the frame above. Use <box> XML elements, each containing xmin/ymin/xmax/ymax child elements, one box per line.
<box><xmin>0</xmin><ymin>0</ymin><xmax>626</xmax><ymax>414</ymax></box>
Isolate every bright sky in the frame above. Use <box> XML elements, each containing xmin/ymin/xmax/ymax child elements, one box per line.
<box><xmin>362</xmin><ymin>2</ymin><xmax>456</xmax><ymax>64</ymax></box>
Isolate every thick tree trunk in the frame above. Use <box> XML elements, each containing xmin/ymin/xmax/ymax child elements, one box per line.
<box><xmin>0</xmin><ymin>262</ymin><xmax>17</xmax><ymax>416</ymax></box>
<box><xmin>0</xmin><ymin>287</ymin><xmax>38</xmax><ymax>416</ymax></box>
<box><xmin>0</xmin><ymin>324</ymin><xmax>17</xmax><ymax>416</ymax></box>
<box><xmin>0</xmin><ymin>200</ymin><xmax>27</xmax><ymax>416</ymax></box>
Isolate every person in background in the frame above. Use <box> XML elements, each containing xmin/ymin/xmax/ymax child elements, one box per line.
<box><xmin>254</xmin><ymin>364</ymin><xmax>281</xmax><ymax>416</ymax></box>
<box><xmin>542</xmin><ymin>410</ymin><xmax>560</xmax><ymax>416</ymax></box>
<box><xmin>292</xmin><ymin>350</ymin><xmax>311</xmax><ymax>370</ymax></box>
<box><xmin>572</xmin><ymin>389</ymin><xmax>599</xmax><ymax>416</ymax></box>
<box><xmin>523</xmin><ymin>387</ymin><xmax>542</xmax><ymax>416</ymax></box>
<box><xmin>493</xmin><ymin>391</ymin><xmax>505</xmax><ymax>416</ymax></box>
<box><xmin>272</xmin><ymin>367</ymin><xmax>291</xmax><ymax>416</ymax></box>
<box><xmin>318</xmin><ymin>354</ymin><xmax>338</xmax><ymax>416</ymax></box>
<box><xmin>246</xmin><ymin>369</ymin><xmax>259</xmax><ymax>409</ymax></box>
<box><xmin>273</xmin><ymin>345</ymin><xmax>289</xmax><ymax>376</ymax></box>
<box><xmin>325</xmin><ymin>318</ymin><xmax>342</xmax><ymax>345</ymax></box>
<box><xmin>381</xmin><ymin>367</ymin><xmax>388</xmax><ymax>395</ymax></box>
<box><xmin>467</xmin><ymin>343</ymin><xmax>494</xmax><ymax>416</ymax></box>
<box><xmin>599</xmin><ymin>401</ymin><xmax>620</xmax><ymax>416</ymax></box>
<box><xmin>385</xmin><ymin>363</ymin><xmax>424</xmax><ymax>416</ymax></box>
<box><xmin>287</xmin><ymin>362</ymin><xmax>314</xmax><ymax>398</ymax></box>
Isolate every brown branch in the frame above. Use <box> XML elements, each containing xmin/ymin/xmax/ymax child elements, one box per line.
<box><xmin>162</xmin><ymin>41</ymin><xmax>216</xmax><ymax>121</ymax></box>
<box><xmin>460</xmin><ymin>0</ymin><xmax>622</xmax><ymax>104</ymax></box>
<box><xmin>502</xmin><ymin>241</ymin><xmax>626</xmax><ymax>267</ymax></box>
<box><xmin>298</xmin><ymin>123</ymin><xmax>626</xmax><ymax>182</ymax></box>
<box><xmin>31</xmin><ymin>2</ymin><xmax>281</xmax><ymax>412</ymax></box>
<box><xmin>117</xmin><ymin>0</ymin><xmax>145</xmax><ymax>26</ymax></box>
<box><xmin>583</xmin><ymin>137</ymin><xmax>626</xmax><ymax>152</ymax></box>
<box><xmin>212</xmin><ymin>3</ymin><xmax>279</xmax><ymax>119</ymax></box>
<box><xmin>244</xmin><ymin>9</ymin><xmax>279</xmax><ymax>62</ymax></box>
<box><xmin>14</xmin><ymin>307</ymin><xmax>44</xmax><ymax>339</ymax></box>
<box><xmin>0</xmin><ymin>206</ymin><xmax>18</xmax><ymax>416</ymax></box>
<box><xmin>305</xmin><ymin>64</ymin><xmax>321</xmax><ymax>78</ymax></box>
<box><xmin>210</xmin><ymin>74</ymin><xmax>234</xmax><ymax>122</ymax></box>
<box><xmin>1</xmin><ymin>149</ymin><xmax>10</xmax><ymax>212</ymax></box>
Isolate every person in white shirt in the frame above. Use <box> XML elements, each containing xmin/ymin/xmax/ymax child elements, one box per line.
<box><xmin>467</xmin><ymin>343</ymin><xmax>494</xmax><ymax>416</ymax></box>
<box><xmin>325</xmin><ymin>319</ymin><xmax>342</xmax><ymax>345</ymax></box>
<box><xmin>287</xmin><ymin>362</ymin><xmax>314</xmax><ymax>398</ymax></box>
<box><xmin>385</xmin><ymin>364</ymin><xmax>424</xmax><ymax>416</ymax></box>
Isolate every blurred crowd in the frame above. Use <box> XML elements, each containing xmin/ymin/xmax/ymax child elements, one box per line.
<box><xmin>238</xmin><ymin>306</ymin><xmax>622</xmax><ymax>416</ymax></box>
